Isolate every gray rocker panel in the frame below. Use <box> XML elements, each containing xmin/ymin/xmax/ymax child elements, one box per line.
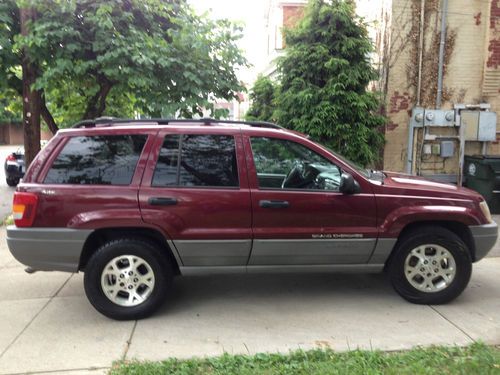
<box><xmin>248</xmin><ymin>238</ymin><xmax>377</xmax><ymax>265</ymax></box>
<box><xmin>174</xmin><ymin>239</ymin><xmax>252</xmax><ymax>266</ymax></box>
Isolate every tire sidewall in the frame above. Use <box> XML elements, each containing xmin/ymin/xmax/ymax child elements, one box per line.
<box><xmin>389</xmin><ymin>228</ymin><xmax>472</xmax><ymax>304</ymax></box>
<box><xmin>84</xmin><ymin>239</ymin><xmax>172</xmax><ymax>320</ymax></box>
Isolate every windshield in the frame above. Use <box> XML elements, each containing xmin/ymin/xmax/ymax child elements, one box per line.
<box><xmin>320</xmin><ymin>145</ymin><xmax>370</xmax><ymax>178</ymax></box>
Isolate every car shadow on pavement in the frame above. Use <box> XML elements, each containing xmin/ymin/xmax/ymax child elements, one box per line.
<box><xmin>158</xmin><ymin>272</ymin><xmax>394</xmax><ymax>315</ymax></box>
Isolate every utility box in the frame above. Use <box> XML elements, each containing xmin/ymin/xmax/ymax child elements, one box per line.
<box><xmin>463</xmin><ymin>111</ymin><xmax>480</xmax><ymax>141</ymax></box>
<box><xmin>463</xmin><ymin>111</ymin><xmax>497</xmax><ymax>141</ymax></box>
<box><xmin>478</xmin><ymin>112</ymin><xmax>497</xmax><ymax>141</ymax></box>
<box><xmin>464</xmin><ymin>155</ymin><xmax>500</xmax><ymax>213</ymax></box>
<box><xmin>440</xmin><ymin>141</ymin><xmax>454</xmax><ymax>158</ymax></box>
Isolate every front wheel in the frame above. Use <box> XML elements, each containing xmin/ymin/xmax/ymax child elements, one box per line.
<box><xmin>388</xmin><ymin>227</ymin><xmax>472</xmax><ymax>304</ymax></box>
<box><xmin>84</xmin><ymin>238</ymin><xmax>172</xmax><ymax>320</ymax></box>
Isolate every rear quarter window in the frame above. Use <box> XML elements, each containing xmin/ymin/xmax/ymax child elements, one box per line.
<box><xmin>44</xmin><ymin>135</ymin><xmax>147</xmax><ymax>185</ymax></box>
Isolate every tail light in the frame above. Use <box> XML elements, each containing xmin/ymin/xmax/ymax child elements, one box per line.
<box><xmin>6</xmin><ymin>154</ymin><xmax>16</xmax><ymax>162</ymax></box>
<box><xmin>13</xmin><ymin>192</ymin><xmax>38</xmax><ymax>227</ymax></box>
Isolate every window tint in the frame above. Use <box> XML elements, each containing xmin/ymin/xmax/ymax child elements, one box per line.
<box><xmin>250</xmin><ymin>137</ymin><xmax>341</xmax><ymax>191</ymax></box>
<box><xmin>152</xmin><ymin>135</ymin><xmax>180</xmax><ymax>187</ymax></box>
<box><xmin>45</xmin><ymin>135</ymin><xmax>147</xmax><ymax>185</ymax></box>
<box><xmin>152</xmin><ymin>134</ymin><xmax>238</xmax><ymax>188</ymax></box>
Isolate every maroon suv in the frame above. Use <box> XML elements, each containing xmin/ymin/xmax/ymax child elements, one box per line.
<box><xmin>6</xmin><ymin>118</ymin><xmax>498</xmax><ymax>320</ymax></box>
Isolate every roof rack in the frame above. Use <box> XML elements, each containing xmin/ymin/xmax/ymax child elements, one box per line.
<box><xmin>72</xmin><ymin>117</ymin><xmax>285</xmax><ymax>130</ymax></box>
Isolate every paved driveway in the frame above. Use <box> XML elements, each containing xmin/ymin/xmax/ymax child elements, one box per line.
<box><xmin>1</xmin><ymin>224</ymin><xmax>499</xmax><ymax>375</ymax></box>
<box><xmin>0</xmin><ymin>145</ymin><xmax>20</xmax><ymax>222</ymax></box>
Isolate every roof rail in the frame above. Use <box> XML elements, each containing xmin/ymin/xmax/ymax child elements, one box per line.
<box><xmin>72</xmin><ymin>117</ymin><xmax>285</xmax><ymax>130</ymax></box>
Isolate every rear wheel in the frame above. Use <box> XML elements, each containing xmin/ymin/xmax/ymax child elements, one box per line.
<box><xmin>388</xmin><ymin>226</ymin><xmax>472</xmax><ymax>304</ymax></box>
<box><xmin>84</xmin><ymin>238</ymin><xmax>172</xmax><ymax>320</ymax></box>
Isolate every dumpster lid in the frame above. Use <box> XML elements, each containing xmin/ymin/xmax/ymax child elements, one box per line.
<box><xmin>465</xmin><ymin>155</ymin><xmax>500</xmax><ymax>160</ymax></box>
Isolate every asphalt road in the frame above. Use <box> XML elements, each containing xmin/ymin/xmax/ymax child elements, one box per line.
<box><xmin>0</xmin><ymin>145</ymin><xmax>21</xmax><ymax>221</ymax></box>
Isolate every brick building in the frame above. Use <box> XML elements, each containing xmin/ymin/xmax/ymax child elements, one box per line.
<box><xmin>360</xmin><ymin>0</ymin><xmax>500</xmax><ymax>180</ymax></box>
<box><xmin>261</xmin><ymin>0</ymin><xmax>307</xmax><ymax>77</ymax></box>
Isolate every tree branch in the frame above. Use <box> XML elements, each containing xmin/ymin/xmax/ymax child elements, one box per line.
<box><xmin>83</xmin><ymin>75</ymin><xmax>113</xmax><ymax>119</ymax></box>
<box><xmin>40</xmin><ymin>92</ymin><xmax>59</xmax><ymax>134</ymax></box>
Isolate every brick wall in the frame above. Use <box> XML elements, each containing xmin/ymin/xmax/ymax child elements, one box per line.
<box><xmin>282</xmin><ymin>5</ymin><xmax>304</xmax><ymax>48</ymax></box>
<box><xmin>381</xmin><ymin>0</ymin><xmax>500</xmax><ymax>173</ymax></box>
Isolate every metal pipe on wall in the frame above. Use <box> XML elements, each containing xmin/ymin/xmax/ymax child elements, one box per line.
<box><xmin>416</xmin><ymin>0</ymin><xmax>425</xmax><ymax>106</ymax></box>
<box><xmin>436</xmin><ymin>0</ymin><xmax>448</xmax><ymax>109</ymax></box>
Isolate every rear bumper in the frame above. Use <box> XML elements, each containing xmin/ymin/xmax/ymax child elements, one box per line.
<box><xmin>5</xmin><ymin>163</ymin><xmax>24</xmax><ymax>179</ymax></box>
<box><xmin>470</xmin><ymin>222</ymin><xmax>498</xmax><ymax>262</ymax></box>
<box><xmin>6</xmin><ymin>226</ymin><xmax>92</xmax><ymax>272</ymax></box>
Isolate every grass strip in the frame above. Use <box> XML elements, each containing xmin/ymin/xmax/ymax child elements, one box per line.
<box><xmin>110</xmin><ymin>342</ymin><xmax>500</xmax><ymax>375</ymax></box>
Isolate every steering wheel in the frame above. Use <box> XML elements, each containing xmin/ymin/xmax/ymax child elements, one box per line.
<box><xmin>281</xmin><ymin>162</ymin><xmax>308</xmax><ymax>188</ymax></box>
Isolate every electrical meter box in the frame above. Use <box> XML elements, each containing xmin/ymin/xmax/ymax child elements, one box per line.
<box><xmin>423</xmin><ymin>109</ymin><xmax>455</xmax><ymax>127</ymax></box>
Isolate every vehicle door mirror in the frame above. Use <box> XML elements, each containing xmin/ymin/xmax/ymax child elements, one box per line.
<box><xmin>339</xmin><ymin>173</ymin><xmax>360</xmax><ymax>194</ymax></box>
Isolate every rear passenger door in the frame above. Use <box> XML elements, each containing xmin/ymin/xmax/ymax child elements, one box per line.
<box><xmin>139</xmin><ymin>128</ymin><xmax>252</xmax><ymax>267</ymax></box>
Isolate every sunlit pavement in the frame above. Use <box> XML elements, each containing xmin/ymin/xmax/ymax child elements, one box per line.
<box><xmin>0</xmin><ymin>220</ymin><xmax>499</xmax><ymax>375</ymax></box>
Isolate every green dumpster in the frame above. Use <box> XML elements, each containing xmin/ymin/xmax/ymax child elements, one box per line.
<box><xmin>464</xmin><ymin>155</ymin><xmax>500</xmax><ymax>214</ymax></box>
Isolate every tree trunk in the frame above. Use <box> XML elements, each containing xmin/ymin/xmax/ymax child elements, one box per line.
<box><xmin>20</xmin><ymin>7</ymin><xmax>41</xmax><ymax>168</ymax></box>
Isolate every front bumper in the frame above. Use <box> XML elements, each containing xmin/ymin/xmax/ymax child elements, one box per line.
<box><xmin>470</xmin><ymin>222</ymin><xmax>498</xmax><ymax>262</ymax></box>
<box><xmin>6</xmin><ymin>226</ymin><xmax>92</xmax><ymax>272</ymax></box>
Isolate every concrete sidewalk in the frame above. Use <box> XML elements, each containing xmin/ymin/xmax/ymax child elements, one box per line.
<box><xmin>0</xmin><ymin>227</ymin><xmax>499</xmax><ymax>375</ymax></box>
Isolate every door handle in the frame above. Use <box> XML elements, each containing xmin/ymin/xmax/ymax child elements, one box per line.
<box><xmin>148</xmin><ymin>197</ymin><xmax>178</xmax><ymax>206</ymax></box>
<box><xmin>259</xmin><ymin>200</ymin><xmax>289</xmax><ymax>208</ymax></box>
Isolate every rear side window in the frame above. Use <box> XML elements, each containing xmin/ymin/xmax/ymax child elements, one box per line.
<box><xmin>152</xmin><ymin>134</ymin><xmax>239</xmax><ymax>188</ymax></box>
<box><xmin>44</xmin><ymin>135</ymin><xmax>147</xmax><ymax>185</ymax></box>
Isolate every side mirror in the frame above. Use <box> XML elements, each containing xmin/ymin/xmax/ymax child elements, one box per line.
<box><xmin>339</xmin><ymin>173</ymin><xmax>361</xmax><ymax>194</ymax></box>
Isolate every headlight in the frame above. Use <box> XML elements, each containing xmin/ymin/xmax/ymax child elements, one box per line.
<box><xmin>479</xmin><ymin>201</ymin><xmax>493</xmax><ymax>223</ymax></box>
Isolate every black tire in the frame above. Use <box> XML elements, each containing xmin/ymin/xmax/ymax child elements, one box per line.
<box><xmin>84</xmin><ymin>238</ymin><xmax>173</xmax><ymax>320</ymax></box>
<box><xmin>6</xmin><ymin>177</ymin><xmax>19</xmax><ymax>187</ymax></box>
<box><xmin>388</xmin><ymin>226</ymin><xmax>472</xmax><ymax>304</ymax></box>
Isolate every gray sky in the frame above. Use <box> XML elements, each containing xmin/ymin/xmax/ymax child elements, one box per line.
<box><xmin>188</xmin><ymin>0</ymin><xmax>269</xmax><ymax>84</ymax></box>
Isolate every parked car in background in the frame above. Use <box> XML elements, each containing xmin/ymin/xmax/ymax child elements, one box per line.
<box><xmin>5</xmin><ymin>118</ymin><xmax>498</xmax><ymax>320</ymax></box>
<box><xmin>4</xmin><ymin>148</ymin><xmax>25</xmax><ymax>186</ymax></box>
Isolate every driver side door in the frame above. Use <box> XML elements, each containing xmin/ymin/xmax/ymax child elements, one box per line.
<box><xmin>245</xmin><ymin>135</ymin><xmax>378</xmax><ymax>266</ymax></box>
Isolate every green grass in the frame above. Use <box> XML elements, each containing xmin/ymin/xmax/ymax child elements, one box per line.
<box><xmin>110</xmin><ymin>342</ymin><xmax>500</xmax><ymax>375</ymax></box>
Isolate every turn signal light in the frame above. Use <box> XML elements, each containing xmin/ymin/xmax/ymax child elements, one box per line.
<box><xmin>6</xmin><ymin>154</ymin><xmax>16</xmax><ymax>162</ymax></box>
<box><xmin>13</xmin><ymin>192</ymin><xmax>38</xmax><ymax>227</ymax></box>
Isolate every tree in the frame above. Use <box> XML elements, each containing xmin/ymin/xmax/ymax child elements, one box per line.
<box><xmin>245</xmin><ymin>75</ymin><xmax>276</xmax><ymax>122</ymax></box>
<box><xmin>274</xmin><ymin>0</ymin><xmax>385</xmax><ymax>166</ymax></box>
<box><xmin>0</xmin><ymin>0</ymin><xmax>247</xmax><ymax>166</ymax></box>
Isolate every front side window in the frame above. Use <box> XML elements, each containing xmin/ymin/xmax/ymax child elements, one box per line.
<box><xmin>153</xmin><ymin>134</ymin><xmax>239</xmax><ymax>188</ymax></box>
<box><xmin>44</xmin><ymin>135</ymin><xmax>147</xmax><ymax>185</ymax></box>
<box><xmin>250</xmin><ymin>137</ymin><xmax>341</xmax><ymax>191</ymax></box>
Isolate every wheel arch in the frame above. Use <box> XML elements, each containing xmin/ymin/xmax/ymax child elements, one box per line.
<box><xmin>384</xmin><ymin>220</ymin><xmax>476</xmax><ymax>270</ymax></box>
<box><xmin>79</xmin><ymin>227</ymin><xmax>181</xmax><ymax>274</ymax></box>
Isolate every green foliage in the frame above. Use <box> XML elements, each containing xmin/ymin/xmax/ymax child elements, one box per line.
<box><xmin>0</xmin><ymin>0</ymin><xmax>247</xmax><ymax>127</ymax></box>
<box><xmin>109</xmin><ymin>342</ymin><xmax>500</xmax><ymax>375</ymax></box>
<box><xmin>246</xmin><ymin>75</ymin><xmax>276</xmax><ymax>122</ymax></box>
<box><xmin>274</xmin><ymin>0</ymin><xmax>386</xmax><ymax>166</ymax></box>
